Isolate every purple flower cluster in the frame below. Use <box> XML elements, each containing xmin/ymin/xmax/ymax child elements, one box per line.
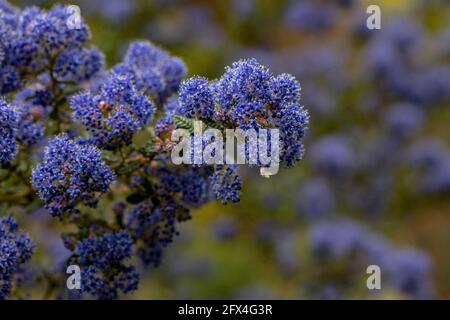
<box><xmin>74</xmin><ymin>231</ymin><xmax>139</xmax><ymax>299</ymax></box>
<box><xmin>31</xmin><ymin>135</ymin><xmax>115</xmax><ymax>217</ymax></box>
<box><xmin>70</xmin><ymin>72</ymin><xmax>155</xmax><ymax>150</ymax></box>
<box><xmin>0</xmin><ymin>216</ymin><xmax>35</xmax><ymax>299</ymax></box>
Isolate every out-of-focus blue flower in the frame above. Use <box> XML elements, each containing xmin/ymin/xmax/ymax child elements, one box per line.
<box><xmin>384</xmin><ymin>103</ymin><xmax>424</xmax><ymax>139</ymax></box>
<box><xmin>283</xmin><ymin>1</ymin><xmax>336</xmax><ymax>33</ymax></box>
<box><xmin>406</xmin><ymin>140</ymin><xmax>450</xmax><ymax>193</ymax></box>
<box><xmin>386</xmin><ymin>249</ymin><xmax>433</xmax><ymax>299</ymax></box>
<box><xmin>310</xmin><ymin>135</ymin><xmax>354</xmax><ymax>179</ymax></box>
<box><xmin>32</xmin><ymin>135</ymin><xmax>116</xmax><ymax>218</ymax></box>
<box><xmin>297</xmin><ymin>178</ymin><xmax>335</xmax><ymax>219</ymax></box>
<box><xmin>310</xmin><ymin>221</ymin><xmax>366</xmax><ymax>261</ymax></box>
<box><xmin>212</xmin><ymin>217</ymin><xmax>239</xmax><ymax>241</ymax></box>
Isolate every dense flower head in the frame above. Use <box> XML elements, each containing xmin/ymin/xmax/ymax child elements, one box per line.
<box><xmin>0</xmin><ymin>98</ymin><xmax>18</xmax><ymax>166</ymax></box>
<box><xmin>31</xmin><ymin>135</ymin><xmax>116</xmax><ymax>217</ymax></box>
<box><xmin>70</xmin><ymin>72</ymin><xmax>155</xmax><ymax>149</ymax></box>
<box><xmin>269</xmin><ymin>73</ymin><xmax>301</xmax><ymax>107</ymax></box>
<box><xmin>114</xmin><ymin>40</ymin><xmax>187</xmax><ymax>103</ymax></box>
<box><xmin>26</xmin><ymin>5</ymin><xmax>90</xmax><ymax>56</ymax></box>
<box><xmin>178</xmin><ymin>76</ymin><xmax>215</xmax><ymax>119</ymax></box>
<box><xmin>215</xmin><ymin>58</ymin><xmax>272</xmax><ymax>110</ymax></box>
<box><xmin>210</xmin><ymin>165</ymin><xmax>242</xmax><ymax>204</ymax></box>
<box><xmin>0</xmin><ymin>216</ymin><xmax>35</xmax><ymax>300</ymax></box>
<box><xmin>75</xmin><ymin>231</ymin><xmax>139</xmax><ymax>299</ymax></box>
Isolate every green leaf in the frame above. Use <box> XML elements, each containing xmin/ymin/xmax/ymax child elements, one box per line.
<box><xmin>173</xmin><ymin>115</ymin><xmax>194</xmax><ymax>135</ymax></box>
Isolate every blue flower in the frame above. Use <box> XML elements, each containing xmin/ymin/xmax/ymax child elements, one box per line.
<box><xmin>310</xmin><ymin>221</ymin><xmax>366</xmax><ymax>261</ymax></box>
<box><xmin>297</xmin><ymin>178</ymin><xmax>335</xmax><ymax>219</ymax></box>
<box><xmin>32</xmin><ymin>135</ymin><xmax>116</xmax><ymax>217</ymax></box>
<box><xmin>269</xmin><ymin>73</ymin><xmax>301</xmax><ymax>107</ymax></box>
<box><xmin>178</xmin><ymin>77</ymin><xmax>215</xmax><ymax>119</ymax></box>
<box><xmin>125</xmin><ymin>201</ymin><xmax>178</xmax><ymax>267</ymax></box>
<box><xmin>384</xmin><ymin>103</ymin><xmax>424</xmax><ymax>139</ymax></box>
<box><xmin>215</xmin><ymin>58</ymin><xmax>272</xmax><ymax>110</ymax></box>
<box><xmin>28</xmin><ymin>5</ymin><xmax>90</xmax><ymax>56</ymax></box>
<box><xmin>70</xmin><ymin>73</ymin><xmax>155</xmax><ymax>150</ymax></box>
<box><xmin>75</xmin><ymin>231</ymin><xmax>139</xmax><ymax>299</ymax></box>
<box><xmin>54</xmin><ymin>47</ymin><xmax>105</xmax><ymax>83</ymax></box>
<box><xmin>0</xmin><ymin>98</ymin><xmax>18</xmax><ymax>166</ymax></box>
<box><xmin>386</xmin><ymin>249</ymin><xmax>432</xmax><ymax>299</ymax></box>
<box><xmin>210</xmin><ymin>165</ymin><xmax>242</xmax><ymax>204</ymax></box>
<box><xmin>310</xmin><ymin>135</ymin><xmax>354</xmax><ymax>179</ymax></box>
<box><xmin>0</xmin><ymin>216</ymin><xmax>35</xmax><ymax>300</ymax></box>
<box><xmin>283</xmin><ymin>1</ymin><xmax>336</xmax><ymax>32</ymax></box>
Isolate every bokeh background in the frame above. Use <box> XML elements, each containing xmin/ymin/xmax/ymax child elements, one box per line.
<box><xmin>13</xmin><ymin>0</ymin><xmax>450</xmax><ymax>299</ymax></box>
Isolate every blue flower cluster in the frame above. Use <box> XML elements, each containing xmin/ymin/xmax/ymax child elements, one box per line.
<box><xmin>70</xmin><ymin>72</ymin><xmax>155</xmax><ymax>150</ymax></box>
<box><xmin>75</xmin><ymin>230</ymin><xmax>139</xmax><ymax>299</ymax></box>
<box><xmin>0</xmin><ymin>98</ymin><xmax>18</xmax><ymax>166</ymax></box>
<box><xmin>167</xmin><ymin>58</ymin><xmax>309</xmax><ymax>167</ymax></box>
<box><xmin>0</xmin><ymin>216</ymin><xmax>35</xmax><ymax>299</ymax></box>
<box><xmin>32</xmin><ymin>135</ymin><xmax>116</xmax><ymax>217</ymax></box>
<box><xmin>0</xmin><ymin>3</ymin><xmax>103</xmax><ymax>95</ymax></box>
<box><xmin>210</xmin><ymin>165</ymin><xmax>242</xmax><ymax>204</ymax></box>
<box><xmin>113</xmin><ymin>41</ymin><xmax>187</xmax><ymax>104</ymax></box>
<box><xmin>178</xmin><ymin>76</ymin><xmax>215</xmax><ymax>119</ymax></box>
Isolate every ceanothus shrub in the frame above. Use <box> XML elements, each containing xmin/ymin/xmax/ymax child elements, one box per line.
<box><xmin>0</xmin><ymin>1</ymin><xmax>309</xmax><ymax>299</ymax></box>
